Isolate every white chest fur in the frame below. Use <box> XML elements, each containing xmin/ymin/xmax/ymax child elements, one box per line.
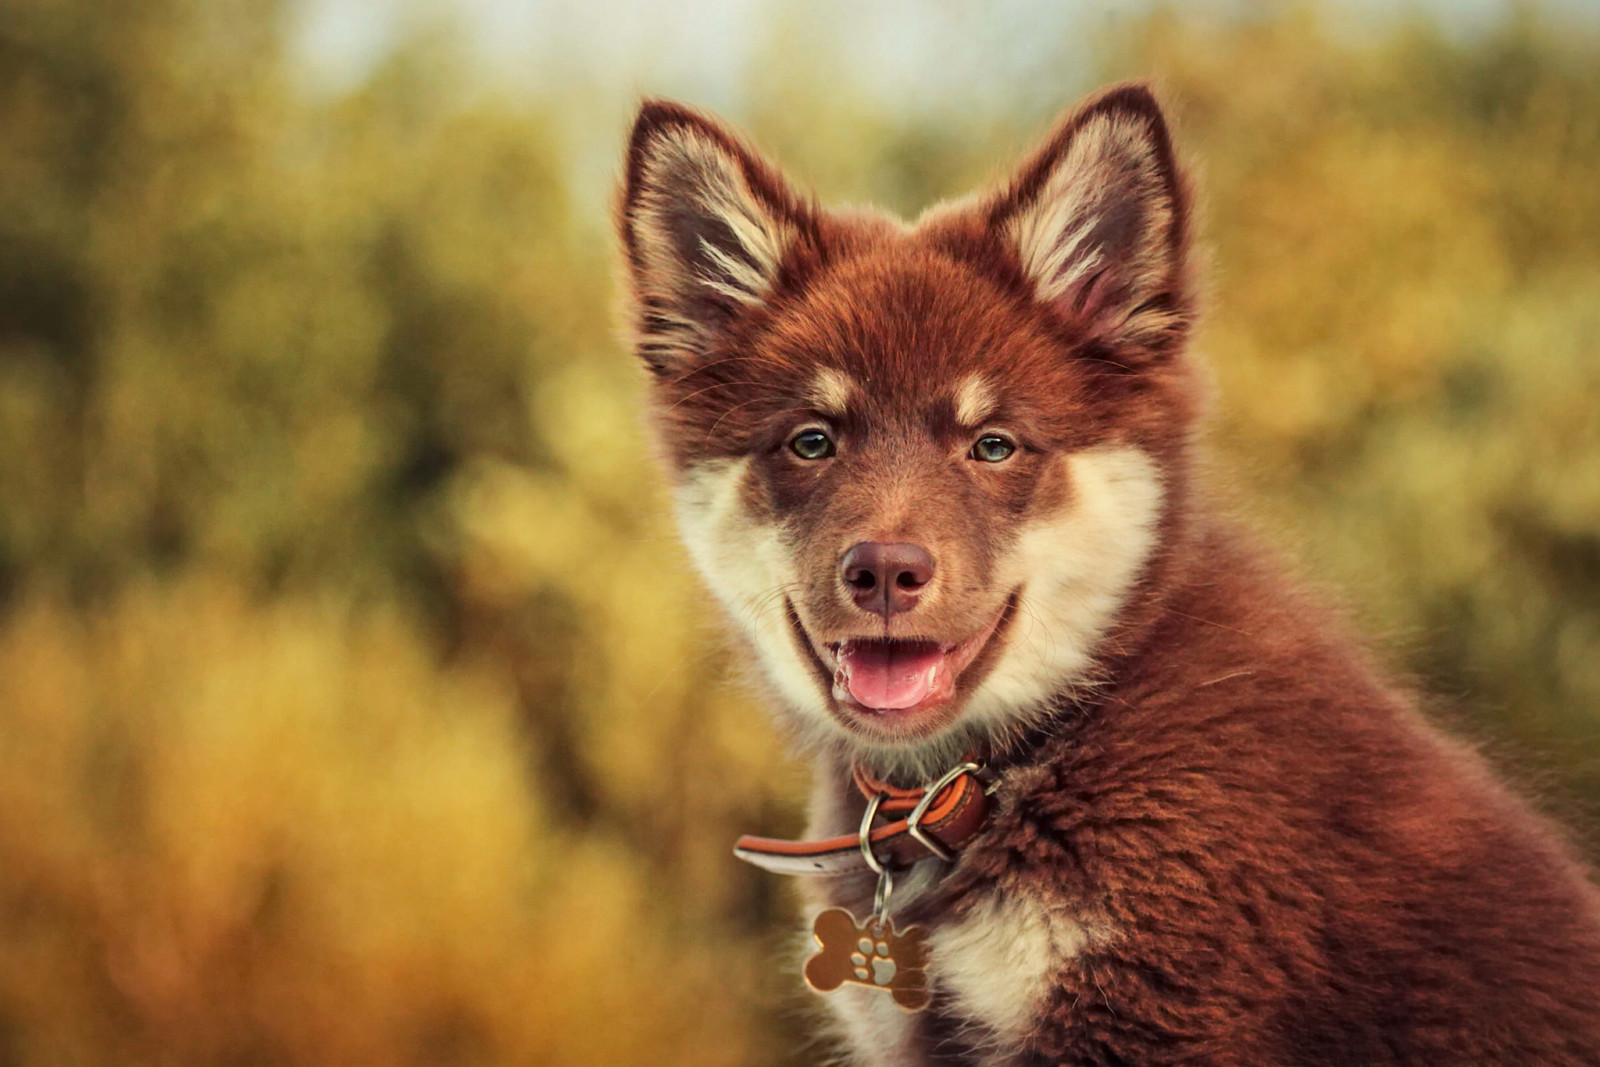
<box><xmin>816</xmin><ymin>882</ymin><xmax>1103</xmax><ymax>1066</ymax></box>
<box><xmin>929</xmin><ymin>889</ymin><xmax>1101</xmax><ymax>1046</ymax></box>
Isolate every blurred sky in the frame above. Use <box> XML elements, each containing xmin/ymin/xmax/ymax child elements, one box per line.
<box><xmin>290</xmin><ymin>0</ymin><xmax>1600</xmax><ymax>210</ymax></box>
<box><xmin>295</xmin><ymin>0</ymin><xmax>1600</xmax><ymax>109</ymax></box>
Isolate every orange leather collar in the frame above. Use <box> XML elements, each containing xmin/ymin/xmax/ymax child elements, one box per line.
<box><xmin>733</xmin><ymin>763</ymin><xmax>992</xmax><ymax>877</ymax></box>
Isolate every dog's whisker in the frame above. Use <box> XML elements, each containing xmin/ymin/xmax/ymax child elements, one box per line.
<box><xmin>664</xmin><ymin>379</ymin><xmax>779</xmax><ymax>412</ymax></box>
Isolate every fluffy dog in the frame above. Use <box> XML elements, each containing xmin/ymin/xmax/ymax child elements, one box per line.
<box><xmin>614</xmin><ymin>83</ymin><xmax>1600</xmax><ymax>1065</ymax></box>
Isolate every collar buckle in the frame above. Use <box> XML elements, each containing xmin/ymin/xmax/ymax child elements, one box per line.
<box><xmin>904</xmin><ymin>761</ymin><xmax>981</xmax><ymax>863</ymax></box>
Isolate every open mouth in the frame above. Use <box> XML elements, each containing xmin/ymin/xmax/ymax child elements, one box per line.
<box><xmin>788</xmin><ymin>593</ymin><xmax>1018</xmax><ymax>739</ymax></box>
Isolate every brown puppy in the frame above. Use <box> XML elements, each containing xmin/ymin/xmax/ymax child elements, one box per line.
<box><xmin>614</xmin><ymin>84</ymin><xmax>1600</xmax><ymax>1065</ymax></box>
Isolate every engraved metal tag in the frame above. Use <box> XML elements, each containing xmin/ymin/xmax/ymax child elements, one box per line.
<box><xmin>803</xmin><ymin>907</ymin><xmax>931</xmax><ymax>1011</ymax></box>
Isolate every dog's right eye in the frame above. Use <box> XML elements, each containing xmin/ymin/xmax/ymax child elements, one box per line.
<box><xmin>789</xmin><ymin>429</ymin><xmax>835</xmax><ymax>460</ymax></box>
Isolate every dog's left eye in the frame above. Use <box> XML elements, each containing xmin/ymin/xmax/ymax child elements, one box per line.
<box><xmin>970</xmin><ymin>434</ymin><xmax>1015</xmax><ymax>463</ymax></box>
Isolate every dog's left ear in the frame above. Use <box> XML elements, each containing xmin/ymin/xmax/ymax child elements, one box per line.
<box><xmin>617</xmin><ymin>100</ymin><xmax>814</xmax><ymax>376</ymax></box>
<box><xmin>990</xmin><ymin>83</ymin><xmax>1193</xmax><ymax>359</ymax></box>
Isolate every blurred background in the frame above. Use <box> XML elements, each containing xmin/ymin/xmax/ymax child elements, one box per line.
<box><xmin>1</xmin><ymin>0</ymin><xmax>1599</xmax><ymax>1062</ymax></box>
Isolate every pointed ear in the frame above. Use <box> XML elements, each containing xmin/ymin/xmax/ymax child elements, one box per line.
<box><xmin>617</xmin><ymin>100</ymin><xmax>814</xmax><ymax>375</ymax></box>
<box><xmin>991</xmin><ymin>84</ymin><xmax>1193</xmax><ymax>358</ymax></box>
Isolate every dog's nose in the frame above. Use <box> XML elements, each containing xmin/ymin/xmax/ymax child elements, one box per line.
<box><xmin>840</xmin><ymin>541</ymin><xmax>935</xmax><ymax>617</ymax></box>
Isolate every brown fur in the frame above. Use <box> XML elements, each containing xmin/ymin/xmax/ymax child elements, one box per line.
<box><xmin>615</xmin><ymin>85</ymin><xmax>1600</xmax><ymax>1065</ymax></box>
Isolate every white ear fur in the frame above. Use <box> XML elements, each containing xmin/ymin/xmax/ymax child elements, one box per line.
<box><xmin>1003</xmin><ymin>99</ymin><xmax>1187</xmax><ymax>351</ymax></box>
<box><xmin>624</xmin><ymin>119</ymin><xmax>799</xmax><ymax>372</ymax></box>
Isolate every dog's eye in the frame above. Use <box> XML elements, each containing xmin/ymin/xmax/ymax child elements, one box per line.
<box><xmin>790</xmin><ymin>429</ymin><xmax>835</xmax><ymax>460</ymax></box>
<box><xmin>970</xmin><ymin>434</ymin><xmax>1015</xmax><ymax>463</ymax></box>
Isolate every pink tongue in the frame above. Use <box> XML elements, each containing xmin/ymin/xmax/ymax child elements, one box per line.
<box><xmin>838</xmin><ymin>642</ymin><xmax>946</xmax><ymax>711</ymax></box>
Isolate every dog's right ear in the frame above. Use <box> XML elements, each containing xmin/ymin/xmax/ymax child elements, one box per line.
<box><xmin>617</xmin><ymin>101</ymin><xmax>813</xmax><ymax>376</ymax></box>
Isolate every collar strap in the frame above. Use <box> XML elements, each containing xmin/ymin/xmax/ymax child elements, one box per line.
<box><xmin>733</xmin><ymin>762</ymin><xmax>991</xmax><ymax>877</ymax></box>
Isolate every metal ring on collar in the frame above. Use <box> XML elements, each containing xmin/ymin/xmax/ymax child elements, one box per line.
<box><xmin>858</xmin><ymin>790</ymin><xmax>888</xmax><ymax>876</ymax></box>
<box><xmin>906</xmin><ymin>761</ymin><xmax>981</xmax><ymax>863</ymax></box>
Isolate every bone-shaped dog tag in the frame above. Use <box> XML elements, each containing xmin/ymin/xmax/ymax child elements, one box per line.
<box><xmin>803</xmin><ymin>907</ymin><xmax>931</xmax><ymax>1011</ymax></box>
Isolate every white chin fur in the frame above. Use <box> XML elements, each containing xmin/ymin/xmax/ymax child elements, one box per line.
<box><xmin>673</xmin><ymin>444</ymin><xmax>1163</xmax><ymax>765</ymax></box>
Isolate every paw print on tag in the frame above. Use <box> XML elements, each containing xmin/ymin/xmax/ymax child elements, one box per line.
<box><xmin>803</xmin><ymin>907</ymin><xmax>930</xmax><ymax>1011</ymax></box>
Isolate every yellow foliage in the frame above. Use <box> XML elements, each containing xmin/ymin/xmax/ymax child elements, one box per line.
<box><xmin>0</xmin><ymin>580</ymin><xmax>761</xmax><ymax>1065</ymax></box>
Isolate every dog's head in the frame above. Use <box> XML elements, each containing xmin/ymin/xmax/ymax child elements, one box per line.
<box><xmin>616</xmin><ymin>85</ymin><xmax>1200</xmax><ymax>778</ymax></box>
